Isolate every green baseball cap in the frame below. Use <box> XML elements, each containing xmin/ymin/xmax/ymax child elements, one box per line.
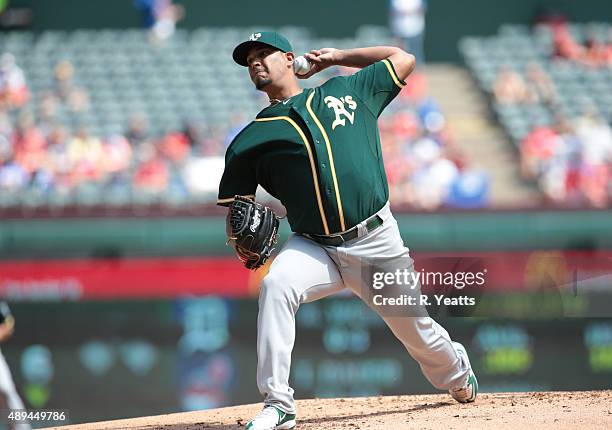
<box><xmin>232</xmin><ymin>31</ymin><xmax>293</xmax><ymax>67</ymax></box>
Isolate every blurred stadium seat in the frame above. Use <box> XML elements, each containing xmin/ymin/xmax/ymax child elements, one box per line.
<box><xmin>461</xmin><ymin>22</ymin><xmax>612</xmax><ymax>207</ymax></box>
<box><xmin>0</xmin><ymin>26</ymin><xmax>473</xmax><ymax>212</ymax></box>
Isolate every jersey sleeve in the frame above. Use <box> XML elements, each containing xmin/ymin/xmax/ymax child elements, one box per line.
<box><xmin>344</xmin><ymin>59</ymin><xmax>406</xmax><ymax>117</ymax></box>
<box><xmin>217</xmin><ymin>149</ymin><xmax>257</xmax><ymax>206</ymax></box>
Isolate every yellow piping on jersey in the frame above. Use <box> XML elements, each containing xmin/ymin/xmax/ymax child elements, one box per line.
<box><xmin>217</xmin><ymin>195</ymin><xmax>256</xmax><ymax>205</ymax></box>
<box><xmin>382</xmin><ymin>59</ymin><xmax>406</xmax><ymax>89</ymax></box>
<box><xmin>306</xmin><ymin>90</ymin><xmax>346</xmax><ymax>232</ymax></box>
<box><xmin>254</xmin><ymin>116</ymin><xmax>330</xmax><ymax>235</ymax></box>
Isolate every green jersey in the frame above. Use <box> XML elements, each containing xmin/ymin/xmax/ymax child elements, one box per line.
<box><xmin>218</xmin><ymin>59</ymin><xmax>406</xmax><ymax>235</ymax></box>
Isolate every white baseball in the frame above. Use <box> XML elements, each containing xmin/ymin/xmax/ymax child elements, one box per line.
<box><xmin>293</xmin><ymin>55</ymin><xmax>311</xmax><ymax>76</ymax></box>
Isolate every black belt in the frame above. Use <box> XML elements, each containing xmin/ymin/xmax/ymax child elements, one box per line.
<box><xmin>304</xmin><ymin>215</ymin><xmax>384</xmax><ymax>246</ymax></box>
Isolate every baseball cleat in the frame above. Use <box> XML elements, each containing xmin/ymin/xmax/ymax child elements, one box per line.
<box><xmin>449</xmin><ymin>371</ymin><xmax>478</xmax><ymax>403</ymax></box>
<box><xmin>245</xmin><ymin>405</ymin><xmax>296</xmax><ymax>430</ymax></box>
<box><xmin>449</xmin><ymin>342</ymin><xmax>478</xmax><ymax>403</ymax></box>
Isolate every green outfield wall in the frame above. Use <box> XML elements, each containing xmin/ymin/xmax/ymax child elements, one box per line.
<box><xmin>1</xmin><ymin>210</ymin><xmax>610</xmax><ymax>259</ymax></box>
<box><xmin>8</xmin><ymin>0</ymin><xmax>612</xmax><ymax>62</ymax></box>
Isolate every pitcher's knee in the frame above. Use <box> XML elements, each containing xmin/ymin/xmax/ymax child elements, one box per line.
<box><xmin>260</xmin><ymin>272</ymin><xmax>299</xmax><ymax>308</ymax></box>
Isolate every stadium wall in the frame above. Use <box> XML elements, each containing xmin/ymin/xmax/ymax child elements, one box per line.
<box><xmin>1</xmin><ymin>210</ymin><xmax>611</xmax><ymax>259</ymax></box>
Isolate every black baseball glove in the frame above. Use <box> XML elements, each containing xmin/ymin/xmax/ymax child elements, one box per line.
<box><xmin>227</xmin><ymin>196</ymin><xmax>281</xmax><ymax>270</ymax></box>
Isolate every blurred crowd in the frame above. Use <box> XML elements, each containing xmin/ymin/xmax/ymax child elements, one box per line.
<box><xmin>490</xmin><ymin>20</ymin><xmax>612</xmax><ymax>207</ymax></box>
<box><xmin>133</xmin><ymin>0</ymin><xmax>185</xmax><ymax>44</ymax></box>
<box><xmin>493</xmin><ymin>62</ymin><xmax>557</xmax><ymax>106</ymax></box>
<box><xmin>0</xmin><ymin>111</ymin><xmax>226</xmax><ymax>198</ymax></box>
<box><xmin>0</xmin><ymin>52</ymin><xmax>28</xmax><ymax>110</ymax></box>
<box><xmin>545</xmin><ymin>20</ymin><xmax>612</xmax><ymax>68</ymax></box>
<box><xmin>0</xmin><ymin>53</ymin><xmax>228</xmax><ymax>201</ymax></box>
<box><xmin>377</xmin><ymin>70</ymin><xmax>488</xmax><ymax>209</ymax></box>
<box><xmin>521</xmin><ymin>109</ymin><xmax>612</xmax><ymax>207</ymax></box>
<box><xmin>0</xmin><ymin>39</ymin><xmax>488</xmax><ymax>210</ymax></box>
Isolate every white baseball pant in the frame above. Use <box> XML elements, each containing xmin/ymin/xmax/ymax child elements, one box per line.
<box><xmin>256</xmin><ymin>202</ymin><xmax>472</xmax><ymax>414</ymax></box>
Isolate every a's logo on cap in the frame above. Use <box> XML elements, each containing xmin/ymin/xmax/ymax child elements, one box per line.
<box><xmin>249</xmin><ymin>33</ymin><xmax>262</xmax><ymax>41</ymax></box>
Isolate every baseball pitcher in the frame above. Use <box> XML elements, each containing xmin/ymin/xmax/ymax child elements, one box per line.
<box><xmin>218</xmin><ymin>31</ymin><xmax>478</xmax><ymax>430</ymax></box>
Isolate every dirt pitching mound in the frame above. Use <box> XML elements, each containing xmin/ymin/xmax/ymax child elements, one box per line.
<box><xmin>52</xmin><ymin>390</ymin><xmax>612</xmax><ymax>430</ymax></box>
